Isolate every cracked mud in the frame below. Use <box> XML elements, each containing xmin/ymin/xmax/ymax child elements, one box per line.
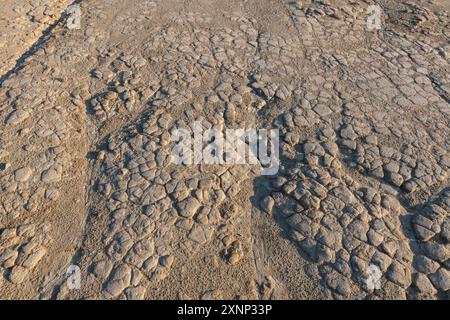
<box><xmin>0</xmin><ymin>0</ymin><xmax>449</xmax><ymax>300</ymax></box>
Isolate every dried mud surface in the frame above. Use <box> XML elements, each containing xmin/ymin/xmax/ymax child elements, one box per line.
<box><xmin>0</xmin><ymin>0</ymin><xmax>449</xmax><ymax>300</ymax></box>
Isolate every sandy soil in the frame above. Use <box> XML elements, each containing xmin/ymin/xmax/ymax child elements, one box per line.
<box><xmin>0</xmin><ymin>0</ymin><xmax>448</xmax><ymax>300</ymax></box>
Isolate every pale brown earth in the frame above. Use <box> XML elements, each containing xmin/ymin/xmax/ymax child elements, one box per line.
<box><xmin>0</xmin><ymin>0</ymin><xmax>76</xmax><ymax>76</ymax></box>
<box><xmin>0</xmin><ymin>0</ymin><xmax>449</xmax><ymax>300</ymax></box>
